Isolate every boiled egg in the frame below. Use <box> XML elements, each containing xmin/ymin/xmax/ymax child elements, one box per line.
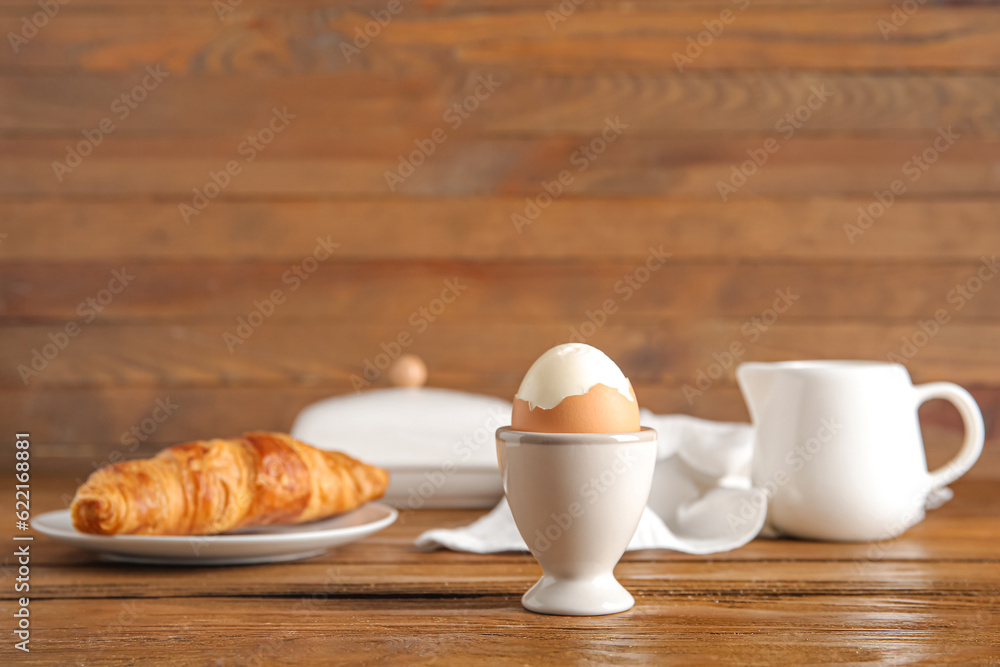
<box><xmin>511</xmin><ymin>343</ymin><xmax>640</xmax><ymax>433</ymax></box>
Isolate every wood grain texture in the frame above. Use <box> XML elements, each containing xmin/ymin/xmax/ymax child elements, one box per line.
<box><xmin>2</xmin><ymin>8</ymin><xmax>1000</xmax><ymax>73</ymax></box>
<box><xmin>3</xmin><ymin>472</ymin><xmax>998</xmax><ymax>665</ymax></box>
<box><xmin>3</xmin><ymin>0</ymin><xmax>1000</xmax><ymax>662</ymax></box>
<box><xmin>4</xmin><ymin>322</ymin><xmax>1000</xmax><ymax>388</ymax></box>
<box><xmin>2</xmin><ymin>595</ymin><xmax>995</xmax><ymax>666</ymax></box>
<box><xmin>3</xmin><ymin>136</ymin><xmax>998</xmax><ymax>197</ymax></box>
<box><xmin>4</xmin><ymin>73</ymin><xmax>999</xmax><ymax>135</ymax></box>
<box><xmin>2</xmin><ymin>199</ymin><xmax>999</xmax><ymax>261</ymax></box>
<box><xmin>6</xmin><ymin>260</ymin><xmax>1000</xmax><ymax>323</ymax></box>
<box><xmin>0</xmin><ymin>0</ymin><xmax>964</xmax><ymax>8</ymax></box>
<box><xmin>15</xmin><ymin>561</ymin><xmax>1000</xmax><ymax>600</ymax></box>
<box><xmin>0</xmin><ymin>0</ymin><xmax>995</xmax><ymax>480</ymax></box>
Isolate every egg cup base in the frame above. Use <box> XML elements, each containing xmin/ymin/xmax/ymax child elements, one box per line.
<box><xmin>522</xmin><ymin>574</ymin><xmax>635</xmax><ymax>616</ymax></box>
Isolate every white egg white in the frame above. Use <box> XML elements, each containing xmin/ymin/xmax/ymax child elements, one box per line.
<box><xmin>514</xmin><ymin>343</ymin><xmax>635</xmax><ymax>410</ymax></box>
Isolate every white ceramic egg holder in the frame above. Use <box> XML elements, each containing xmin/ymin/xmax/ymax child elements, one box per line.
<box><xmin>496</xmin><ymin>427</ymin><xmax>658</xmax><ymax>616</ymax></box>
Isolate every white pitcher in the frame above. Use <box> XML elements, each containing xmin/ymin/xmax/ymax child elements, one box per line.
<box><xmin>737</xmin><ymin>361</ymin><xmax>984</xmax><ymax>541</ymax></box>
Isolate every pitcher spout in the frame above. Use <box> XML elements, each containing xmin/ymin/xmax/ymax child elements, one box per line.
<box><xmin>736</xmin><ymin>362</ymin><xmax>774</xmax><ymax>423</ymax></box>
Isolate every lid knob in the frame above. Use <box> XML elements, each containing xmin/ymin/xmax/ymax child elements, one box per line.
<box><xmin>388</xmin><ymin>354</ymin><xmax>428</xmax><ymax>388</ymax></box>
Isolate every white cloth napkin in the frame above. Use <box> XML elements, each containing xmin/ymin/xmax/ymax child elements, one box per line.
<box><xmin>415</xmin><ymin>413</ymin><xmax>769</xmax><ymax>554</ymax></box>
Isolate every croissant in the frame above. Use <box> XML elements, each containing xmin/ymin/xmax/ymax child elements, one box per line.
<box><xmin>71</xmin><ymin>432</ymin><xmax>389</xmax><ymax>536</ymax></box>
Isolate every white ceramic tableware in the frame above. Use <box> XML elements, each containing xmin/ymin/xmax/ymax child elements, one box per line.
<box><xmin>496</xmin><ymin>427</ymin><xmax>657</xmax><ymax>615</ymax></box>
<box><xmin>292</xmin><ymin>387</ymin><xmax>510</xmax><ymax>508</ymax></box>
<box><xmin>32</xmin><ymin>503</ymin><xmax>397</xmax><ymax>565</ymax></box>
<box><xmin>738</xmin><ymin>361</ymin><xmax>984</xmax><ymax>541</ymax></box>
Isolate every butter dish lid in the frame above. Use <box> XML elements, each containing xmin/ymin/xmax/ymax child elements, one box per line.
<box><xmin>290</xmin><ymin>387</ymin><xmax>511</xmax><ymax>470</ymax></box>
<box><xmin>290</xmin><ymin>385</ymin><xmax>512</xmax><ymax>509</ymax></box>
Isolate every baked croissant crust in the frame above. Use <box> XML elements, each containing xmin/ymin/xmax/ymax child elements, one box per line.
<box><xmin>70</xmin><ymin>432</ymin><xmax>389</xmax><ymax>536</ymax></box>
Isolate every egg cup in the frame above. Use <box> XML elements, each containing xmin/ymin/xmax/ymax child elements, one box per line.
<box><xmin>496</xmin><ymin>427</ymin><xmax>658</xmax><ymax>616</ymax></box>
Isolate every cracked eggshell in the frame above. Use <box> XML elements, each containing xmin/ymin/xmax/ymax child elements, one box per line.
<box><xmin>511</xmin><ymin>343</ymin><xmax>641</xmax><ymax>434</ymax></box>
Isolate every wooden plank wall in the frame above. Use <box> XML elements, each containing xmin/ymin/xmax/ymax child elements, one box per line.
<box><xmin>0</xmin><ymin>0</ymin><xmax>998</xmax><ymax>467</ymax></box>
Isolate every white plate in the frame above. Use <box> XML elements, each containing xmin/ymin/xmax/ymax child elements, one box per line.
<box><xmin>31</xmin><ymin>503</ymin><xmax>397</xmax><ymax>566</ymax></box>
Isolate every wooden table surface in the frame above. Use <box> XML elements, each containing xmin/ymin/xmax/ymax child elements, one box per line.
<box><xmin>4</xmin><ymin>463</ymin><xmax>997</xmax><ymax>666</ymax></box>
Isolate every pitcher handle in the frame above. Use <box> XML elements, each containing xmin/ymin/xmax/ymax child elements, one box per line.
<box><xmin>914</xmin><ymin>382</ymin><xmax>985</xmax><ymax>489</ymax></box>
